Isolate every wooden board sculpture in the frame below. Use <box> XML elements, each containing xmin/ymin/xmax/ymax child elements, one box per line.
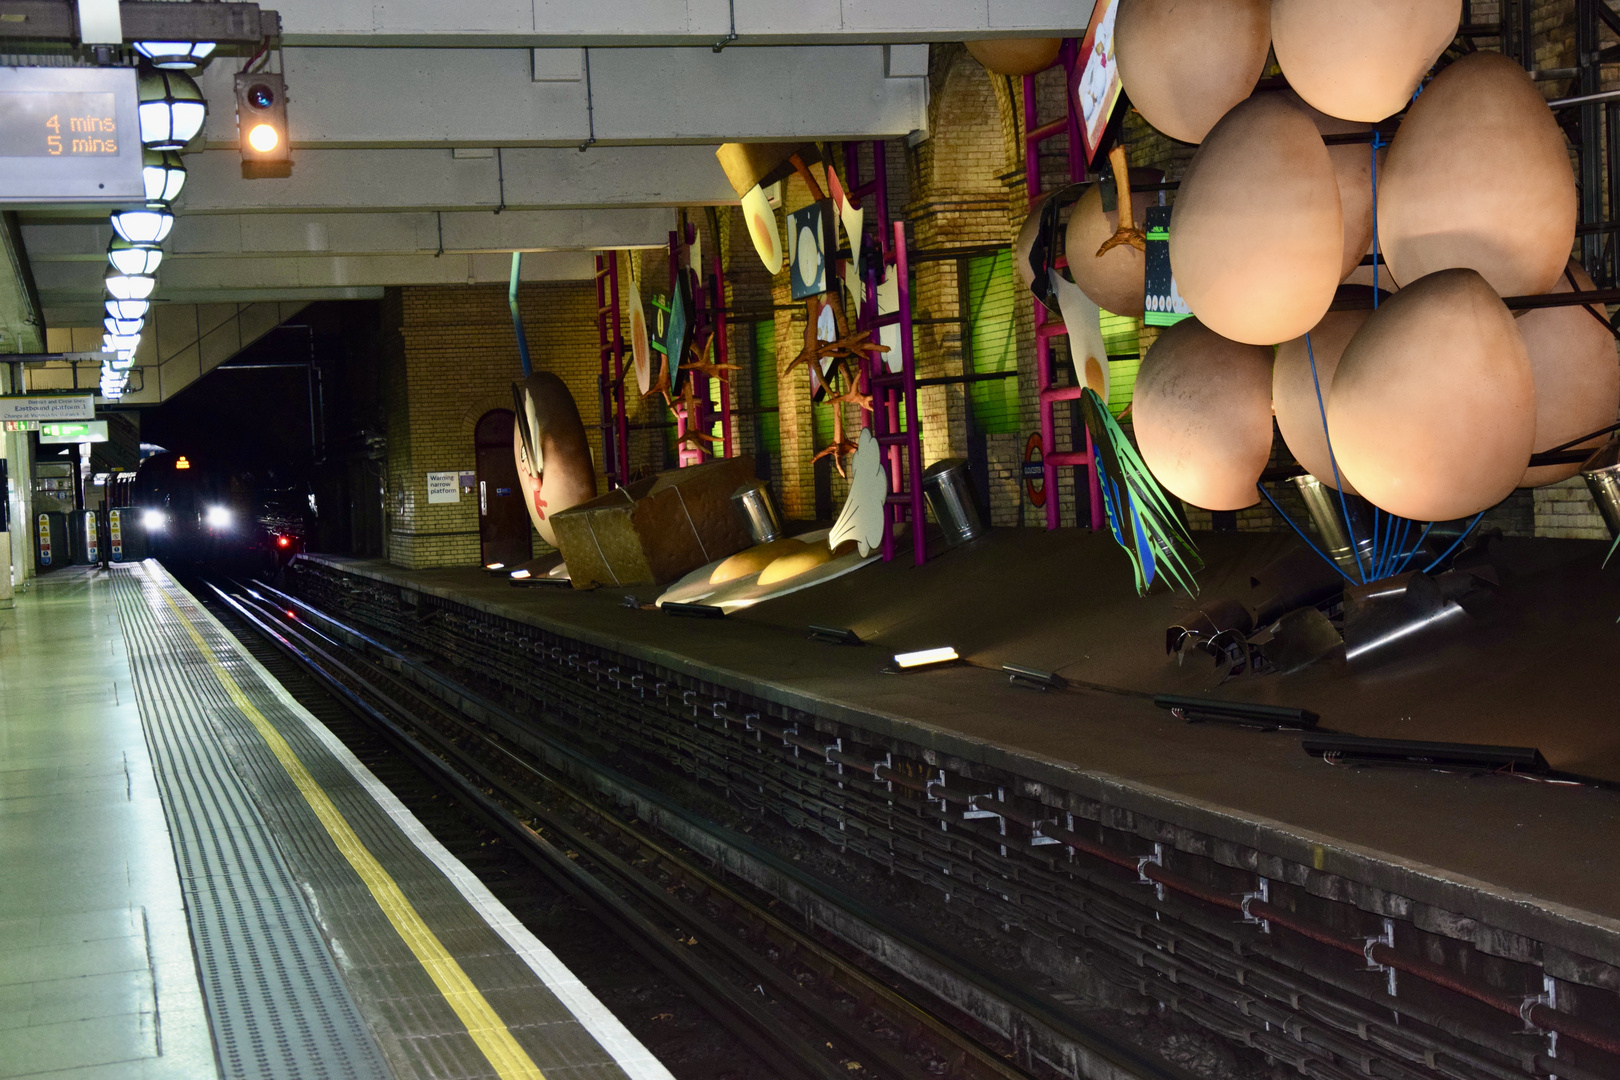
<box><xmin>1516</xmin><ymin>262</ymin><xmax>1620</xmax><ymax>487</ymax></box>
<box><xmin>1271</xmin><ymin>0</ymin><xmax>1461</xmax><ymax>123</ymax></box>
<box><xmin>1377</xmin><ymin>51</ymin><xmax>1577</xmax><ymax>297</ymax></box>
<box><xmin>1169</xmin><ymin>93</ymin><xmax>1343</xmax><ymax>345</ymax></box>
<box><xmin>1328</xmin><ymin>268</ymin><xmax>1536</xmax><ymax>521</ymax></box>
<box><xmin>1133</xmin><ymin>318</ymin><xmax>1275</xmax><ymax>511</ymax></box>
<box><xmin>512</xmin><ymin>372</ymin><xmax>598</xmax><ymax>548</ymax></box>
<box><xmin>1273</xmin><ymin>301</ymin><xmax>1374</xmax><ymax>494</ymax></box>
<box><xmin>1115</xmin><ymin>0</ymin><xmax>1270</xmax><ymax>145</ymax></box>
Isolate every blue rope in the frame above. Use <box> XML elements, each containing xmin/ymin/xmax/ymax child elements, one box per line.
<box><xmin>1256</xmin><ymin>482</ymin><xmax>1357</xmax><ymax>585</ymax></box>
<box><xmin>1394</xmin><ymin>521</ymin><xmax>1435</xmax><ymax>576</ymax></box>
<box><xmin>1421</xmin><ymin>513</ymin><xmax>1484</xmax><ymax>575</ymax></box>
<box><xmin>1370</xmin><ymin>134</ymin><xmax>1385</xmax><ymax>308</ymax></box>
<box><xmin>509</xmin><ymin>251</ymin><xmax>533</xmax><ymax>378</ymax></box>
<box><xmin>1304</xmin><ymin>333</ymin><xmax>1367</xmax><ymax>582</ymax></box>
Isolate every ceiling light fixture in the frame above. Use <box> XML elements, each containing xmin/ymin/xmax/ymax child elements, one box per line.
<box><xmin>137</xmin><ymin>67</ymin><xmax>207</xmax><ymax>151</ymax></box>
<box><xmin>104</xmin><ymin>267</ymin><xmax>156</xmax><ymax>301</ymax></box>
<box><xmin>106</xmin><ymin>298</ymin><xmax>151</xmax><ymax>321</ymax></box>
<box><xmin>892</xmin><ymin>646</ymin><xmax>960</xmax><ymax>670</ymax></box>
<box><xmin>142</xmin><ymin>149</ymin><xmax>186</xmax><ymax>205</ymax></box>
<box><xmin>107</xmin><ymin>237</ymin><xmax>163</xmax><ymax>276</ymax></box>
<box><xmin>110</xmin><ymin>207</ymin><xmax>173</xmax><ymax>245</ymax></box>
<box><xmin>104</xmin><ymin>315</ymin><xmax>145</xmax><ymax>337</ymax></box>
<box><xmin>133</xmin><ymin>41</ymin><xmax>217</xmax><ymax>71</ymax></box>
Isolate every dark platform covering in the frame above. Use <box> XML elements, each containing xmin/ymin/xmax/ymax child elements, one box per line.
<box><xmin>301</xmin><ymin>529</ymin><xmax>1620</xmax><ymax>964</ymax></box>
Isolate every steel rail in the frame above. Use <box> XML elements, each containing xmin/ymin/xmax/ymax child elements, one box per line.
<box><xmin>242</xmin><ymin>576</ymin><xmax>1206</xmax><ymax>1080</ymax></box>
<box><xmin>273</xmin><ymin>566</ymin><xmax>1619</xmax><ymax>1080</ymax></box>
<box><xmin>209</xmin><ymin>579</ymin><xmax>1057</xmax><ymax>1080</ymax></box>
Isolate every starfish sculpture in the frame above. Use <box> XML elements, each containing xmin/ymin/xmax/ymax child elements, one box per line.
<box><xmin>679</xmin><ymin>334</ymin><xmax>740</xmax><ymax>383</ymax></box>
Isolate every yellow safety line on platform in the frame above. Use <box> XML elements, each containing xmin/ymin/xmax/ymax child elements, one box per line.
<box><xmin>155</xmin><ymin>585</ymin><xmax>547</xmax><ymax>1080</ymax></box>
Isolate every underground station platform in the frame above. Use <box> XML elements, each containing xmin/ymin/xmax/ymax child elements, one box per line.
<box><xmin>0</xmin><ymin>562</ymin><xmax>667</xmax><ymax>1080</ymax></box>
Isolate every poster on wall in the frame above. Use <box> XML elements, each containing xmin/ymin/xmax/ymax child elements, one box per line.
<box><xmin>1076</xmin><ymin>0</ymin><xmax>1123</xmax><ymax>167</ymax></box>
<box><xmin>1143</xmin><ymin>205</ymin><xmax>1193</xmax><ymax>327</ymax></box>
<box><xmin>426</xmin><ymin>471</ymin><xmax>461</xmax><ymax>504</ymax></box>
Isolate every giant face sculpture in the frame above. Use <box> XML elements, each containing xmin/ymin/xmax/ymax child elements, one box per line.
<box><xmin>512</xmin><ymin>372</ymin><xmax>598</xmax><ymax>548</ymax></box>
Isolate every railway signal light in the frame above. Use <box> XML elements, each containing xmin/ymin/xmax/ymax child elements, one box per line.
<box><xmin>235</xmin><ymin>71</ymin><xmax>291</xmax><ymax>179</ymax></box>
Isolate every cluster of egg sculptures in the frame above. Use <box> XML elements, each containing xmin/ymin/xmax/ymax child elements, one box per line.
<box><xmin>1026</xmin><ymin>0</ymin><xmax>1619</xmax><ymax>529</ymax></box>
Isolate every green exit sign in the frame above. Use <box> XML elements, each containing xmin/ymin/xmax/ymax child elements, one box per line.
<box><xmin>39</xmin><ymin>420</ymin><xmax>107</xmax><ymax>443</ymax></box>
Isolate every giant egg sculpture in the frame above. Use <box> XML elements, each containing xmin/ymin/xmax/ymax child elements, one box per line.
<box><xmin>1377</xmin><ymin>51</ymin><xmax>1576</xmax><ymax>298</ymax></box>
<box><xmin>1328</xmin><ymin>268</ymin><xmax>1535</xmax><ymax>521</ymax></box>
<box><xmin>1273</xmin><ymin>300</ymin><xmax>1374</xmax><ymax>493</ymax></box>
<box><xmin>1012</xmin><ymin>194</ymin><xmax>1048</xmax><ymax>295</ymax></box>
<box><xmin>1271</xmin><ymin>0</ymin><xmax>1461</xmax><ymax>123</ymax></box>
<box><xmin>1517</xmin><ymin>262</ymin><xmax>1620</xmax><ymax>487</ymax></box>
<box><xmin>1115</xmin><ymin>0</ymin><xmax>1270</xmax><ymax>145</ymax></box>
<box><xmin>1133</xmin><ymin>318</ymin><xmax>1275</xmax><ymax>511</ymax></box>
<box><xmin>1274</xmin><ymin>91</ymin><xmax>1380</xmax><ymax>282</ymax></box>
<box><xmin>1065</xmin><ymin>168</ymin><xmax>1163</xmax><ymax>317</ymax></box>
<box><xmin>965</xmin><ymin>38</ymin><xmax>1061</xmax><ymax>76</ymax></box>
<box><xmin>1170</xmin><ymin>94</ymin><xmax>1343</xmax><ymax>345</ymax></box>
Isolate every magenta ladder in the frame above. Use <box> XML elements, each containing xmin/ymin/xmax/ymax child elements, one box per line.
<box><xmin>594</xmin><ymin>251</ymin><xmax>630</xmax><ymax>489</ymax></box>
<box><xmin>1025</xmin><ymin>40</ymin><xmax>1103</xmax><ymax>531</ymax></box>
<box><xmin>666</xmin><ymin>223</ymin><xmax>735</xmax><ymax>466</ymax></box>
<box><xmin>845</xmin><ymin>143</ymin><xmax>926</xmax><ymax>565</ymax></box>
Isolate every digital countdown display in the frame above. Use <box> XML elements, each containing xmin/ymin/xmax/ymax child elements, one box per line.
<box><xmin>0</xmin><ymin>92</ymin><xmax>119</xmax><ymax>156</ymax></box>
<box><xmin>0</xmin><ymin>69</ymin><xmax>141</xmax><ymax>203</ymax></box>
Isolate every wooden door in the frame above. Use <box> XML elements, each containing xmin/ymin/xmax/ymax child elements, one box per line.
<box><xmin>474</xmin><ymin>409</ymin><xmax>532</xmax><ymax>567</ymax></box>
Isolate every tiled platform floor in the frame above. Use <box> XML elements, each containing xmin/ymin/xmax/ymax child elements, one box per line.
<box><xmin>0</xmin><ymin>568</ymin><xmax>218</xmax><ymax>1080</ymax></box>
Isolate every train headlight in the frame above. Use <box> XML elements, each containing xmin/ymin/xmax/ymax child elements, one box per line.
<box><xmin>205</xmin><ymin>505</ymin><xmax>231</xmax><ymax>529</ymax></box>
<box><xmin>142</xmin><ymin>510</ymin><xmax>166</xmax><ymax>531</ymax></box>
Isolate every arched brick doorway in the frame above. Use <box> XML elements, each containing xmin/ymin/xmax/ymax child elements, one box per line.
<box><xmin>473</xmin><ymin>408</ymin><xmax>531</xmax><ymax>567</ymax></box>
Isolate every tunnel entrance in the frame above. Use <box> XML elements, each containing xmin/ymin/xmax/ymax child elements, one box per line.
<box><xmin>473</xmin><ymin>409</ymin><xmax>531</xmax><ymax>568</ymax></box>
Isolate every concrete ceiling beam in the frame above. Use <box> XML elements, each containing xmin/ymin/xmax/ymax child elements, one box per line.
<box><xmin>145</xmin><ymin>147</ymin><xmax>737</xmax><ymax>215</ymax></box>
<box><xmin>270</xmin><ymin>0</ymin><xmax>1076</xmax><ymax>46</ymax></box>
<box><xmin>197</xmin><ymin>45</ymin><xmax>927</xmax><ymax>148</ymax></box>
<box><xmin>23</xmin><ymin>208</ymin><xmax>677</xmax><ymax>261</ymax></box>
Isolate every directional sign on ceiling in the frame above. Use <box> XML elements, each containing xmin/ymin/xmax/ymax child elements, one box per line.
<box><xmin>0</xmin><ymin>67</ymin><xmax>142</xmax><ymax>203</ymax></box>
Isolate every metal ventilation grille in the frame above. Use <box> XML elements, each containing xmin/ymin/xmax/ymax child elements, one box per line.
<box><xmin>112</xmin><ymin>567</ymin><xmax>392</xmax><ymax>1080</ymax></box>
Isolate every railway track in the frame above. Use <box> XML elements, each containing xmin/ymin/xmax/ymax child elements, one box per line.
<box><xmin>197</xmin><ymin>575</ymin><xmax>1184</xmax><ymax>1080</ymax></box>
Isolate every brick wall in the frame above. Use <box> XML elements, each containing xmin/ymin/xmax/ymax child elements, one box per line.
<box><xmin>382</xmin><ymin>280</ymin><xmax>604</xmax><ymax>569</ymax></box>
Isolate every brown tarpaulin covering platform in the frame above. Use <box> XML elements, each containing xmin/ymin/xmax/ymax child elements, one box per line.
<box><xmin>298</xmin><ymin>528</ymin><xmax>1620</xmax><ymax>962</ymax></box>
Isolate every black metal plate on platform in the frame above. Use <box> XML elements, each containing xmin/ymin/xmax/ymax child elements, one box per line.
<box><xmin>1302</xmin><ymin>734</ymin><xmax>1548</xmax><ymax>772</ymax></box>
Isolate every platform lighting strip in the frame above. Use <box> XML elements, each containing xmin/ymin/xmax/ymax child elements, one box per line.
<box><xmin>893</xmin><ymin>645</ymin><xmax>958</xmax><ymax>669</ymax></box>
<box><xmin>153</xmin><ymin>586</ymin><xmax>553</xmax><ymax>1080</ymax></box>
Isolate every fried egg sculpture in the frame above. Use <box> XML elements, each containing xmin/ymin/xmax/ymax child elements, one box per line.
<box><xmin>656</xmin><ymin>430</ymin><xmax>886</xmax><ymax>612</ymax></box>
<box><xmin>512</xmin><ymin>372</ymin><xmax>598</xmax><ymax>548</ymax></box>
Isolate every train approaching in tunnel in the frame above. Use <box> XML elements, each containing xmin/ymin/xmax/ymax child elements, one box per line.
<box><xmin>130</xmin><ymin>451</ymin><xmax>313</xmax><ymax>575</ymax></box>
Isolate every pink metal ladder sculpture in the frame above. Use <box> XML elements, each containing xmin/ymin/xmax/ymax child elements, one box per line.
<box><xmin>844</xmin><ymin>141</ymin><xmax>927</xmax><ymax>566</ymax></box>
<box><xmin>594</xmin><ymin>251</ymin><xmax>630</xmax><ymax>489</ymax></box>
<box><xmin>1025</xmin><ymin>40</ymin><xmax>1104</xmax><ymax>531</ymax></box>
<box><xmin>668</xmin><ymin>223</ymin><xmax>735</xmax><ymax>467</ymax></box>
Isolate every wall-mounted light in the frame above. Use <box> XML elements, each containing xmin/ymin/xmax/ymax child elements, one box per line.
<box><xmin>106</xmin><ymin>298</ymin><xmax>150</xmax><ymax>321</ymax></box>
<box><xmin>134</xmin><ymin>41</ymin><xmax>217</xmax><ymax>71</ymax></box>
<box><xmin>108</xmin><ymin>237</ymin><xmax>163</xmax><ymax>276</ymax></box>
<box><xmin>142</xmin><ymin>149</ymin><xmax>186</xmax><ymax>205</ymax></box>
<box><xmin>137</xmin><ymin>67</ymin><xmax>207</xmax><ymax>151</ymax></box>
<box><xmin>105</xmin><ymin>267</ymin><xmax>156</xmax><ymax>301</ymax></box>
<box><xmin>110</xmin><ymin>207</ymin><xmax>173</xmax><ymax>245</ymax></box>
<box><xmin>104</xmin><ymin>315</ymin><xmax>145</xmax><ymax>337</ymax></box>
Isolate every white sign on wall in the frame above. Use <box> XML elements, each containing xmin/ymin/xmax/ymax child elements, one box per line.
<box><xmin>426</xmin><ymin>471</ymin><xmax>462</xmax><ymax>504</ymax></box>
<box><xmin>0</xmin><ymin>395</ymin><xmax>94</xmax><ymax>422</ymax></box>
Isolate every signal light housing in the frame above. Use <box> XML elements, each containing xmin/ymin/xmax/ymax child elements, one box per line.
<box><xmin>234</xmin><ymin>71</ymin><xmax>291</xmax><ymax>179</ymax></box>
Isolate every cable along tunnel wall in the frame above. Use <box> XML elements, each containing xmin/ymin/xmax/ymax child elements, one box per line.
<box><xmin>283</xmin><ymin>558</ymin><xmax>1620</xmax><ymax>1080</ymax></box>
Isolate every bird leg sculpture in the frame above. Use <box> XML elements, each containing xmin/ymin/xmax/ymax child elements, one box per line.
<box><xmin>1095</xmin><ymin>145</ymin><xmax>1146</xmax><ymax>257</ymax></box>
